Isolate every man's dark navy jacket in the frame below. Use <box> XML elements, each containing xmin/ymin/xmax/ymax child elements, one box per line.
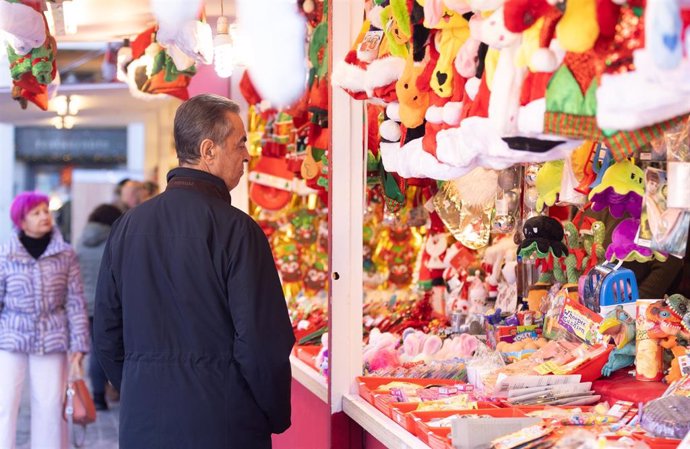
<box><xmin>94</xmin><ymin>167</ymin><xmax>295</xmax><ymax>449</ymax></box>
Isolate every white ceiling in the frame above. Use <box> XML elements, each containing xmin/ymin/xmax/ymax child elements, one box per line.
<box><xmin>54</xmin><ymin>0</ymin><xmax>234</xmax><ymax>43</ymax></box>
<box><xmin>0</xmin><ymin>0</ymin><xmax>231</xmax><ymax>127</ymax></box>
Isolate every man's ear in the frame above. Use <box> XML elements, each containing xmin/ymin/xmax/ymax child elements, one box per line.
<box><xmin>199</xmin><ymin>139</ymin><xmax>216</xmax><ymax>164</ymax></box>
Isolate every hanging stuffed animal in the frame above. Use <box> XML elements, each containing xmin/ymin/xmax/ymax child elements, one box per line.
<box><xmin>3</xmin><ymin>1</ymin><xmax>56</xmax><ymax>110</ymax></box>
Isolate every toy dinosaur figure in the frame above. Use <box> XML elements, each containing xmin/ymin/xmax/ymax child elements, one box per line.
<box><xmin>581</xmin><ymin>220</ymin><xmax>606</xmax><ymax>275</ymax></box>
<box><xmin>560</xmin><ymin>221</ymin><xmax>587</xmax><ymax>284</ymax></box>
<box><xmin>646</xmin><ymin>297</ymin><xmax>690</xmax><ymax>383</ymax></box>
<box><xmin>599</xmin><ymin>306</ymin><xmax>636</xmax><ymax>376</ymax></box>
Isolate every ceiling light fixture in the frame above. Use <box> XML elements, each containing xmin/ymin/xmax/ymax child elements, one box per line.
<box><xmin>213</xmin><ymin>0</ymin><xmax>234</xmax><ymax>78</ymax></box>
<box><xmin>51</xmin><ymin>95</ymin><xmax>79</xmax><ymax>129</ymax></box>
<box><xmin>53</xmin><ymin>95</ymin><xmax>79</xmax><ymax>116</ymax></box>
<box><xmin>52</xmin><ymin>115</ymin><xmax>75</xmax><ymax>130</ymax></box>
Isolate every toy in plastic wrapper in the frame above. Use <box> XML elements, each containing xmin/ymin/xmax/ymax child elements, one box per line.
<box><xmin>636</xmin><ymin>299</ymin><xmax>665</xmax><ymax>382</ymax></box>
<box><xmin>638</xmin><ymin>167</ymin><xmax>690</xmax><ymax>258</ymax></box>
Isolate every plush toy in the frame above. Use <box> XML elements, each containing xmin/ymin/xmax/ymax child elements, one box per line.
<box><xmin>237</xmin><ymin>0</ymin><xmax>307</xmax><ymax>107</ymax></box>
<box><xmin>363</xmin><ymin>328</ymin><xmax>401</xmax><ymax>372</ymax></box>
<box><xmin>315</xmin><ymin>332</ymin><xmax>329</xmax><ymax>377</ymax></box>
<box><xmin>596</xmin><ymin>0</ymin><xmax>690</xmax><ymax>132</ymax></box>
<box><xmin>380</xmin><ymin>0</ymin><xmax>413</xmax><ymax>59</ymax></box>
<box><xmin>588</xmin><ymin>159</ymin><xmax>645</xmax><ymax>219</ymax></box>
<box><xmin>544</xmin><ymin>4</ymin><xmax>686</xmax><ymax>162</ymax></box>
<box><xmin>556</xmin><ymin>0</ymin><xmax>600</xmax><ymax>53</ymax></box>
<box><xmin>400</xmin><ymin>329</ymin><xmax>443</xmax><ymax>363</ymax></box>
<box><xmin>606</xmin><ymin>218</ymin><xmax>668</xmax><ymax>263</ymax></box>
<box><xmin>331</xmin><ymin>8</ymin><xmax>407</xmax><ymax>102</ymax></box>
<box><xmin>535</xmin><ymin>160</ymin><xmax>564</xmax><ymax>212</ymax></box>
<box><xmin>517</xmin><ymin>215</ymin><xmax>569</xmax><ymax>284</ymax></box>
<box><xmin>416</xmin><ymin>0</ymin><xmax>470</xmax><ymax>98</ymax></box>
<box><xmin>580</xmin><ymin>219</ymin><xmax>607</xmax><ymax>276</ymax></box>
<box><xmin>0</xmin><ymin>0</ymin><xmax>46</xmax><ymax>56</ymax></box>
<box><xmin>561</xmin><ymin>221</ymin><xmax>588</xmax><ymax>285</ymax></box>
<box><xmin>434</xmin><ymin>333</ymin><xmax>479</xmax><ymax>360</ymax></box>
<box><xmin>599</xmin><ymin>306</ymin><xmax>636</xmax><ymax>376</ymax></box>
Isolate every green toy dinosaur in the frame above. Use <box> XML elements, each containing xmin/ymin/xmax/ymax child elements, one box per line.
<box><xmin>581</xmin><ymin>221</ymin><xmax>606</xmax><ymax>275</ymax></box>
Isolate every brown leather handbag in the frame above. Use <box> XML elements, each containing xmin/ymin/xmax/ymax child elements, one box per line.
<box><xmin>63</xmin><ymin>366</ymin><xmax>96</xmax><ymax>448</ymax></box>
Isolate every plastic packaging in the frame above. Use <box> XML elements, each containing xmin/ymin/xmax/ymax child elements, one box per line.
<box><xmin>635</xmin><ymin>300</ymin><xmax>664</xmax><ymax>382</ymax></box>
<box><xmin>641</xmin><ymin>395</ymin><xmax>690</xmax><ymax>439</ymax></box>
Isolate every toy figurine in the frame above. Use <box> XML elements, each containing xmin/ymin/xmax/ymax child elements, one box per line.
<box><xmin>599</xmin><ymin>306</ymin><xmax>636</xmax><ymax>376</ymax></box>
<box><xmin>646</xmin><ymin>295</ymin><xmax>690</xmax><ymax>383</ymax></box>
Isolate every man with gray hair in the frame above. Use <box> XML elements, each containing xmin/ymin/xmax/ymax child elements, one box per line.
<box><xmin>94</xmin><ymin>94</ymin><xmax>294</xmax><ymax>449</ymax></box>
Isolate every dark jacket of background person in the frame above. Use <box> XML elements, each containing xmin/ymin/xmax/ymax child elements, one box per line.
<box><xmin>94</xmin><ymin>168</ymin><xmax>294</xmax><ymax>449</ymax></box>
<box><xmin>76</xmin><ymin>205</ymin><xmax>122</xmax><ymax>317</ymax></box>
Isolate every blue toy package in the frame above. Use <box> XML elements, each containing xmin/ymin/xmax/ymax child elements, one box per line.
<box><xmin>582</xmin><ymin>263</ymin><xmax>638</xmax><ymax>318</ymax></box>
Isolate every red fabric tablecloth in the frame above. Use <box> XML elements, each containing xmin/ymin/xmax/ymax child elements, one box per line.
<box><xmin>592</xmin><ymin>369</ymin><xmax>667</xmax><ymax>405</ymax></box>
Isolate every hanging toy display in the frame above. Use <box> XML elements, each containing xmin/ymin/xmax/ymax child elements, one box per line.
<box><xmin>517</xmin><ymin>216</ymin><xmax>569</xmax><ymax>285</ymax></box>
<box><xmin>535</xmin><ymin>160</ymin><xmax>564</xmax><ymax>213</ymax></box>
<box><xmin>588</xmin><ymin>159</ymin><xmax>645</xmax><ymax>219</ymax></box>
<box><xmin>3</xmin><ymin>1</ymin><xmax>56</xmax><ymax>110</ymax></box>
<box><xmin>606</xmin><ymin>218</ymin><xmax>668</xmax><ymax>263</ymax></box>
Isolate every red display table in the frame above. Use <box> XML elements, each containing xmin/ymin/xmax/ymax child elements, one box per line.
<box><xmin>592</xmin><ymin>369</ymin><xmax>667</xmax><ymax>405</ymax></box>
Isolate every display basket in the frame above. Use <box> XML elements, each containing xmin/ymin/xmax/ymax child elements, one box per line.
<box><xmin>571</xmin><ymin>344</ymin><xmax>614</xmax><ymax>383</ymax></box>
<box><xmin>427</xmin><ymin>428</ymin><xmax>453</xmax><ymax>449</ymax></box>
<box><xmin>411</xmin><ymin>408</ymin><xmax>527</xmax><ymax>444</ymax></box>
<box><xmin>355</xmin><ymin>376</ymin><xmax>459</xmax><ymax>404</ymax></box>
<box><xmin>295</xmin><ymin>345</ymin><xmax>321</xmax><ymax>370</ymax></box>
<box><xmin>390</xmin><ymin>401</ymin><xmax>499</xmax><ymax>434</ymax></box>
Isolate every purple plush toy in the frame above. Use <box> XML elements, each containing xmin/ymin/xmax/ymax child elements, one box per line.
<box><xmin>606</xmin><ymin>218</ymin><xmax>667</xmax><ymax>263</ymax></box>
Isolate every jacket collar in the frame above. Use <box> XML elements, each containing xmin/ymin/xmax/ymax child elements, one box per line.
<box><xmin>166</xmin><ymin>167</ymin><xmax>232</xmax><ymax>205</ymax></box>
<box><xmin>8</xmin><ymin>229</ymin><xmax>70</xmax><ymax>262</ymax></box>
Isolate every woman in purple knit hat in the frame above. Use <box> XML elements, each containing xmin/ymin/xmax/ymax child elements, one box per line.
<box><xmin>0</xmin><ymin>192</ymin><xmax>90</xmax><ymax>449</ymax></box>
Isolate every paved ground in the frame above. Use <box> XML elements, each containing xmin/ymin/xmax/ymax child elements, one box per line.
<box><xmin>15</xmin><ymin>360</ymin><xmax>120</xmax><ymax>449</ymax></box>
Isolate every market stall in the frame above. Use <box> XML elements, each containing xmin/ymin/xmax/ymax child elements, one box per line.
<box><xmin>325</xmin><ymin>0</ymin><xmax>690</xmax><ymax>447</ymax></box>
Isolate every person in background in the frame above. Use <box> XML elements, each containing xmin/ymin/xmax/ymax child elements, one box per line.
<box><xmin>0</xmin><ymin>192</ymin><xmax>90</xmax><ymax>449</ymax></box>
<box><xmin>75</xmin><ymin>204</ymin><xmax>123</xmax><ymax>411</ymax></box>
<box><xmin>139</xmin><ymin>181</ymin><xmax>160</xmax><ymax>203</ymax></box>
<box><xmin>113</xmin><ymin>178</ymin><xmax>143</xmax><ymax>212</ymax></box>
<box><xmin>94</xmin><ymin>94</ymin><xmax>294</xmax><ymax>449</ymax></box>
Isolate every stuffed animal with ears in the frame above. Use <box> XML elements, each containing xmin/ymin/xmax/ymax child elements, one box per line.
<box><xmin>433</xmin><ymin>333</ymin><xmax>479</xmax><ymax>360</ymax></box>
<box><xmin>399</xmin><ymin>329</ymin><xmax>444</xmax><ymax>363</ymax></box>
<box><xmin>479</xmin><ymin>4</ymin><xmax>526</xmax><ymax>136</ymax></box>
<box><xmin>363</xmin><ymin>328</ymin><xmax>401</xmax><ymax>372</ymax></box>
<box><xmin>416</xmin><ymin>0</ymin><xmax>471</xmax><ymax>98</ymax></box>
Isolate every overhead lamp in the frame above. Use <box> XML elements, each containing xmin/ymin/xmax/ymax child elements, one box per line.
<box><xmin>52</xmin><ymin>115</ymin><xmax>75</xmax><ymax>130</ymax></box>
<box><xmin>53</xmin><ymin>95</ymin><xmax>79</xmax><ymax>116</ymax></box>
<box><xmin>214</xmin><ymin>3</ymin><xmax>234</xmax><ymax>78</ymax></box>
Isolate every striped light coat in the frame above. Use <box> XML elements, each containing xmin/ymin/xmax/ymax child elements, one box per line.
<box><xmin>0</xmin><ymin>231</ymin><xmax>90</xmax><ymax>354</ymax></box>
